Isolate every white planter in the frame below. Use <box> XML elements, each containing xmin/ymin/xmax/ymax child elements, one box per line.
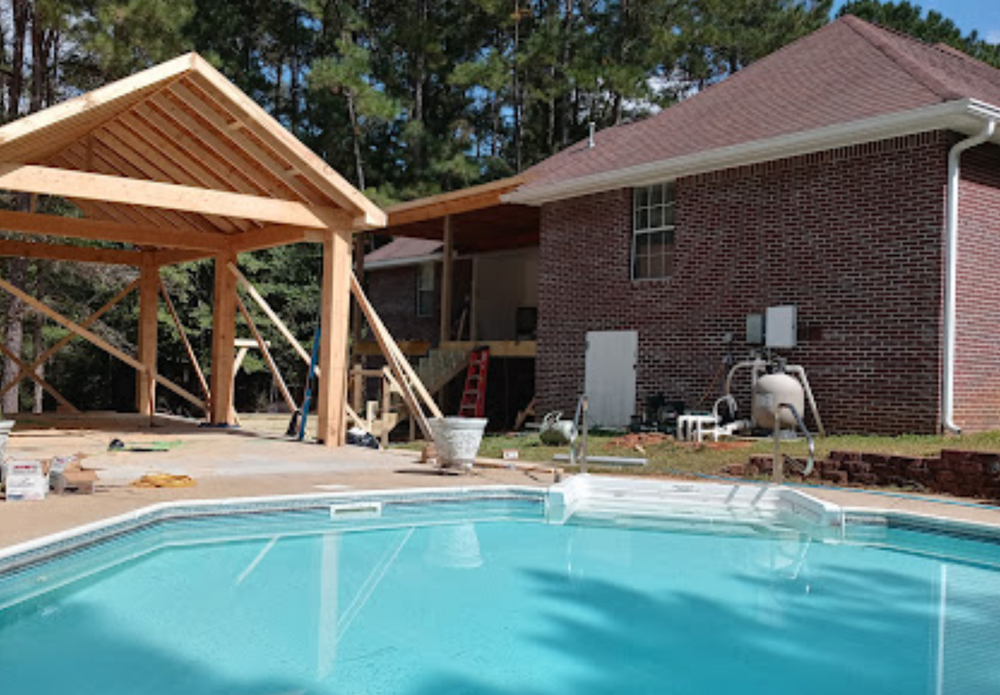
<box><xmin>430</xmin><ymin>417</ymin><xmax>488</xmax><ymax>470</ymax></box>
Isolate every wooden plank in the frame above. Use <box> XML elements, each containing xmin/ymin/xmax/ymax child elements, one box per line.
<box><xmin>317</xmin><ymin>230</ymin><xmax>352</xmax><ymax>447</ymax></box>
<box><xmin>470</xmin><ymin>256</ymin><xmax>479</xmax><ymax>342</ymax></box>
<box><xmin>160</xmin><ymin>279</ymin><xmax>210</xmax><ymax>401</ymax></box>
<box><xmin>137</xmin><ymin>254</ymin><xmax>159</xmax><ymax>414</ymax></box>
<box><xmin>0</xmin><ymin>278</ymin><xmax>139</xmax><ymax>402</ymax></box>
<box><xmin>0</xmin><ymin>209</ymin><xmax>229</xmax><ymax>251</ymax></box>
<box><xmin>0</xmin><ymin>275</ymin><xmax>146</xmax><ymax>372</ymax></box>
<box><xmin>152</xmin><ymin>249</ymin><xmax>214</xmax><ymax>266</ymax></box>
<box><xmin>229</xmin><ymin>225</ymin><xmax>311</xmax><ymax>254</ymax></box>
<box><xmin>0</xmin><ymin>341</ymin><xmax>79</xmax><ymax>413</ymax></box>
<box><xmin>0</xmin><ymin>164</ymin><xmax>340</xmax><ymax>229</ymax></box>
<box><xmin>0</xmin><ymin>238</ymin><xmax>142</xmax><ymax>265</ymax></box>
<box><xmin>440</xmin><ymin>215</ymin><xmax>453</xmax><ymax>344</ymax></box>
<box><xmin>188</xmin><ymin>59</ymin><xmax>386</xmax><ymax>228</ymax></box>
<box><xmin>236</xmin><ymin>294</ymin><xmax>297</xmax><ymax>413</ymax></box>
<box><xmin>228</xmin><ymin>262</ymin><xmax>312</xmax><ymax>368</ymax></box>
<box><xmin>210</xmin><ymin>253</ymin><xmax>238</xmax><ymax>423</ymax></box>
<box><xmin>151</xmin><ymin>372</ymin><xmax>206</xmax><ymax>411</ymax></box>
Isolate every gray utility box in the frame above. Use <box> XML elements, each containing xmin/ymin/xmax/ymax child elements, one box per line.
<box><xmin>765</xmin><ymin>305</ymin><xmax>797</xmax><ymax>349</ymax></box>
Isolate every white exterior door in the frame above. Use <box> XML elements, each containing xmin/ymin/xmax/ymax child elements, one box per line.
<box><xmin>584</xmin><ymin>330</ymin><xmax>638</xmax><ymax>428</ymax></box>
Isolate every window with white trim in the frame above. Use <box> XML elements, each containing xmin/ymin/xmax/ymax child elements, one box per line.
<box><xmin>416</xmin><ymin>262</ymin><xmax>435</xmax><ymax>317</ymax></box>
<box><xmin>632</xmin><ymin>182</ymin><xmax>676</xmax><ymax>280</ymax></box>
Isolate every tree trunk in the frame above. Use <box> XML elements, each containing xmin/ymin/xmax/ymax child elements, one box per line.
<box><xmin>346</xmin><ymin>88</ymin><xmax>365</xmax><ymax>190</ymax></box>
<box><xmin>31</xmin><ymin>315</ymin><xmax>42</xmax><ymax>413</ymax></box>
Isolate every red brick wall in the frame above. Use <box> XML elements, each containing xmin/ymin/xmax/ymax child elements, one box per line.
<box><xmin>955</xmin><ymin>142</ymin><xmax>1000</xmax><ymax>431</ymax></box>
<box><xmin>537</xmin><ymin>132</ymin><xmax>950</xmax><ymax>434</ymax></box>
<box><xmin>365</xmin><ymin>260</ymin><xmax>472</xmax><ymax>343</ymax></box>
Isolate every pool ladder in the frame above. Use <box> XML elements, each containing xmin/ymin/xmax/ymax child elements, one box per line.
<box><xmin>772</xmin><ymin>402</ymin><xmax>815</xmax><ymax>484</ymax></box>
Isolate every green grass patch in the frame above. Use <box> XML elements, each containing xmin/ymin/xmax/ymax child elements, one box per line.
<box><xmin>397</xmin><ymin>430</ymin><xmax>1000</xmax><ymax>478</ymax></box>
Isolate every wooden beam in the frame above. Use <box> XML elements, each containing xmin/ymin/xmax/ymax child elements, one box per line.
<box><xmin>0</xmin><ymin>238</ymin><xmax>141</xmax><ymax>265</ymax></box>
<box><xmin>236</xmin><ymin>294</ymin><xmax>297</xmax><ymax>413</ymax></box>
<box><xmin>0</xmin><ymin>275</ymin><xmax>146</xmax><ymax>372</ymax></box>
<box><xmin>317</xmin><ymin>231</ymin><xmax>352</xmax><ymax>447</ymax></box>
<box><xmin>136</xmin><ymin>253</ymin><xmax>159</xmax><ymax>414</ymax></box>
<box><xmin>0</xmin><ymin>164</ymin><xmax>341</xmax><ymax>229</ymax></box>
<box><xmin>160</xmin><ymin>279</ymin><xmax>210</xmax><ymax>402</ymax></box>
<box><xmin>0</xmin><ymin>278</ymin><xmax>139</xmax><ymax>403</ymax></box>
<box><xmin>440</xmin><ymin>215</ymin><xmax>453</xmax><ymax>344</ymax></box>
<box><xmin>210</xmin><ymin>253</ymin><xmax>238</xmax><ymax>424</ymax></box>
<box><xmin>470</xmin><ymin>256</ymin><xmax>479</xmax><ymax>342</ymax></box>
<box><xmin>440</xmin><ymin>340</ymin><xmax>537</xmax><ymax>358</ymax></box>
<box><xmin>152</xmin><ymin>249</ymin><xmax>214</xmax><ymax>266</ymax></box>
<box><xmin>0</xmin><ymin>209</ymin><xmax>229</xmax><ymax>251</ymax></box>
<box><xmin>151</xmin><ymin>373</ymin><xmax>206</xmax><ymax>411</ymax></box>
<box><xmin>0</xmin><ymin>341</ymin><xmax>78</xmax><ymax>413</ymax></box>
<box><xmin>352</xmin><ymin>234</ymin><xmax>365</xmax><ymax>365</ymax></box>
<box><xmin>229</xmin><ymin>225</ymin><xmax>312</xmax><ymax>254</ymax></box>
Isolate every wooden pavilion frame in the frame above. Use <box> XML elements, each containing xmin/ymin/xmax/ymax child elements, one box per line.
<box><xmin>0</xmin><ymin>53</ymin><xmax>386</xmax><ymax>447</ymax></box>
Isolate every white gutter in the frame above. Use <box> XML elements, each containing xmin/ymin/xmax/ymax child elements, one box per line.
<box><xmin>942</xmin><ymin>118</ymin><xmax>996</xmax><ymax>434</ymax></box>
<box><xmin>504</xmin><ymin>99</ymin><xmax>995</xmax><ymax>206</ymax></box>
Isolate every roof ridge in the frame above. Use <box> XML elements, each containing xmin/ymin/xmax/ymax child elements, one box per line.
<box><xmin>839</xmin><ymin>15</ymin><xmax>964</xmax><ymax>100</ymax></box>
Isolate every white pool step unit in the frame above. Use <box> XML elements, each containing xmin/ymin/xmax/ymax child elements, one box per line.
<box><xmin>548</xmin><ymin>475</ymin><xmax>843</xmax><ymax>531</ymax></box>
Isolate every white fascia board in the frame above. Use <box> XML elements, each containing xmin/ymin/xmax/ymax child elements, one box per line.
<box><xmin>505</xmin><ymin>99</ymin><xmax>996</xmax><ymax>206</ymax></box>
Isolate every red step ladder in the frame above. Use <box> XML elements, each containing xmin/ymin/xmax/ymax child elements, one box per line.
<box><xmin>459</xmin><ymin>348</ymin><xmax>490</xmax><ymax>418</ymax></box>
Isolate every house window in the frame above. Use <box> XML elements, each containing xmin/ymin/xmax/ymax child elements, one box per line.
<box><xmin>416</xmin><ymin>262</ymin><xmax>435</xmax><ymax>317</ymax></box>
<box><xmin>632</xmin><ymin>182</ymin><xmax>676</xmax><ymax>280</ymax></box>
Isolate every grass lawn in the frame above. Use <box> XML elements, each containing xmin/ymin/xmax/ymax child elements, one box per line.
<box><xmin>400</xmin><ymin>429</ymin><xmax>1000</xmax><ymax>479</ymax></box>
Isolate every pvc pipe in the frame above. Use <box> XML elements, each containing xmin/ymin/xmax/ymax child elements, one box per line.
<box><xmin>785</xmin><ymin>365</ymin><xmax>825</xmax><ymax>437</ymax></box>
<box><xmin>943</xmin><ymin>119</ymin><xmax>996</xmax><ymax>434</ymax></box>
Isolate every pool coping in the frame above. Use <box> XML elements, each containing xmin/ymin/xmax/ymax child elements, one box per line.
<box><xmin>3</xmin><ymin>476</ymin><xmax>1000</xmax><ymax>574</ymax></box>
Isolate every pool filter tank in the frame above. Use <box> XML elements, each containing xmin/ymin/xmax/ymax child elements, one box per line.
<box><xmin>752</xmin><ymin>372</ymin><xmax>805</xmax><ymax>431</ymax></box>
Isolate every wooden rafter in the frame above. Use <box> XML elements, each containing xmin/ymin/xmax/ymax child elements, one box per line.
<box><xmin>160</xmin><ymin>279</ymin><xmax>210</xmax><ymax>402</ymax></box>
<box><xmin>0</xmin><ymin>238</ymin><xmax>141</xmax><ymax>265</ymax></box>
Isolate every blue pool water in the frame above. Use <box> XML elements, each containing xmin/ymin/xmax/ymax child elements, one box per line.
<box><xmin>1</xmin><ymin>497</ymin><xmax>999</xmax><ymax>694</ymax></box>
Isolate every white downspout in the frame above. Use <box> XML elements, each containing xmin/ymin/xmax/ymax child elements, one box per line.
<box><xmin>943</xmin><ymin>119</ymin><xmax>996</xmax><ymax>434</ymax></box>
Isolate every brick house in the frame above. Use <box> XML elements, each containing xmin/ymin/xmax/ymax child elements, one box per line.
<box><xmin>368</xmin><ymin>16</ymin><xmax>1000</xmax><ymax>435</ymax></box>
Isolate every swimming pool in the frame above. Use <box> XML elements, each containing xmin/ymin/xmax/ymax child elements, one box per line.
<box><xmin>1</xmin><ymin>480</ymin><xmax>998</xmax><ymax>695</ymax></box>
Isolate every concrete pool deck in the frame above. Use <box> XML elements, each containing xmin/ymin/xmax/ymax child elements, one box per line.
<box><xmin>1</xmin><ymin>413</ymin><xmax>999</xmax><ymax>549</ymax></box>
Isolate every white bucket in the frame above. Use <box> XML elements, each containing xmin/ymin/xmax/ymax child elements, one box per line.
<box><xmin>429</xmin><ymin>417</ymin><xmax>488</xmax><ymax>470</ymax></box>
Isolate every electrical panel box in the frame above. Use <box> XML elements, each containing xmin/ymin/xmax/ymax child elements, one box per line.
<box><xmin>746</xmin><ymin>314</ymin><xmax>764</xmax><ymax>345</ymax></box>
<box><xmin>766</xmin><ymin>305</ymin><xmax>797</xmax><ymax>349</ymax></box>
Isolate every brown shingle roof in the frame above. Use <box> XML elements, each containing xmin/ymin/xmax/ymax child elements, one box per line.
<box><xmin>516</xmin><ymin>16</ymin><xmax>1000</xmax><ymax>196</ymax></box>
<box><xmin>365</xmin><ymin>237</ymin><xmax>442</xmax><ymax>266</ymax></box>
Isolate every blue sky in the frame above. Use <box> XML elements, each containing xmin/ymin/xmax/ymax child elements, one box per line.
<box><xmin>831</xmin><ymin>1</ymin><xmax>1000</xmax><ymax>43</ymax></box>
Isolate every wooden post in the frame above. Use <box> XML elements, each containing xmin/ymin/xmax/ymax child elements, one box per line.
<box><xmin>210</xmin><ymin>253</ymin><xmax>238</xmax><ymax>424</ymax></box>
<box><xmin>136</xmin><ymin>253</ymin><xmax>159</xmax><ymax>415</ymax></box>
<box><xmin>352</xmin><ymin>234</ymin><xmax>365</xmax><ymax>364</ymax></box>
<box><xmin>440</xmin><ymin>215</ymin><xmax>453</xmax><ymax>345</ymax></box>
<box><xmin>317</xmin><ymin>230</ymin><xmax>352</xmax><ymax>446</ymax></box>
<box><xmin>470</xmin><ymin>255</ymin><xmax>479</xmax><ymax>342</ymax></box>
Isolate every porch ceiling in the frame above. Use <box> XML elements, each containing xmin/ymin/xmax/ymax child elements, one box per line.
<box><xmin>383</xmin><ymin>175</ymin><xmax>539</xmax><ymax>253</ymax></box>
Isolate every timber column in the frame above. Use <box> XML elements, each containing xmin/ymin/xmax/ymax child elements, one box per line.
<box><xmin>210</xmin><ymin>252</ymin><xmax>238</xmax><ymax>424</ymax></box>
<box><xmin>317</xmin><ymin>229</ymin><xmax>352</xmax><ymax>447</ymax></box>
<box><xmin>136</xmin><ymin>252</ymin><xmax>158</xmax><ymax>415</ymax></box>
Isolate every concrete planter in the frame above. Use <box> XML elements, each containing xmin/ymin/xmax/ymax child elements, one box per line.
<box><xmin>430</xmin><ymin>417</ymin><xmax>488</xmax><ymax>470</ymax></box>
